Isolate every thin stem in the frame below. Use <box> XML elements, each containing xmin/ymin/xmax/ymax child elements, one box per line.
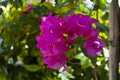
<box><xmin>94</xmin><ymin>67</ymin><xmax>98</xmax><ymax>80</ymax></box>
<box><xmin>92</xmin><ymin>65</ymin><xmax>98</xmax><ymax>80</ymax></box>
<box><xmin>67</xmin><ymin>61</ymin><xmax>80</xmax><ymax>65</ymax></box>
<box><xmin>96</xmin><ymin>0</ymin><xmax>99</xmax><ymax>20</ymax></box>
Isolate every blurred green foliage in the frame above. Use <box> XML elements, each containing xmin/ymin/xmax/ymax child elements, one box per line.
<box><xmin>0</xmin><ymin>0</ymin><xmax>113</xmax><ymax>80</ymax></box>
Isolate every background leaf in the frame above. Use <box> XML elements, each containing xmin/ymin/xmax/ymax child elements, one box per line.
<box><xmin>95</xmin><ymin>22</ymin><xmax>109</xmax><ymax>32</ymax></box>
<box><xmin>24</xmin><ymin>64</ymin><xmax>41</xmax><ymax>72</ymax></box>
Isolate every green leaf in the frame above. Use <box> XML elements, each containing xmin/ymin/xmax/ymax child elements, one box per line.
<box><xmin>0</xmin><ymin>65</ymin><xmax>7</xmax><ymax>80</ymax></box>
<box><xmin>55</xmin><ymin>1</ymin><xmax>69</xmax><ymax>8</ymax></box>
<box><xmin>55</xmin><ymin>3</ymin><xmax>76</xmax><ymax>16</ymax></box>
<box><xmin>12</xmin><ymin>23</ymin><xmax>20</xmax><ymax>32</ymax></box>
<box><xmin>43</xmin><ymin>2</ymin><xmax>54</xmax><ymax>10</ymax></box>
<box><xmin>33</xmin><ymin>5</ymin><xmax>50</xmax><ymax>15</ymax></box>
<box><xmin>0</xmin><ymin>74</ymin><xmax>6</xmax><ymax>80</ymax></box>
<box><xmin>55</xmin><ymin>0</ymin><xmax>58</xmax><ymax>4</ymax></box>
<box><xmin>102</xmin><ymin>12</ymin><xmax>109</xmax><ymax>20</ymax></box>
<box><xmin>2</xmin><ymin>20</ymin><xmax>9</xmax><ymax>28</ymax></box>
<box><xmin>0</xmin><ymin>38</ymin><xmax>4</xmax><ymax>53</ymax></box>
<box><xmin>13</xmin><ymin>0</ymin><xmax>23</xmax><ymax>7</ymax></box>
<box><xmin>0</xmin><ymin>0</ymin><xmax>9</xmax><ymax>6</ymax></box>
<box><xmin>63</xmin><ymin>8</ymin><xmax>74</xmax><ymax>16</ymax></box>
<box><xmin>95</xmin><ymin>22</ymin><xmax>109</xmax><ymax>32</ymax></box>
<box><xmin>24</xmin><ymin>64</ymin><xmax>41</xmax><ymax>72</ymax></box>
<box><xmin>0</xmin><ymin>9</ymin><xmax>3</xmax><ymax>15</ymax></box>
<box><xmin>75</xmin><ymin>53</ymin><xmax>92</xmax><ymax>69</ymax></box>
<box><xmin>2</xmin><ymin>31</ymin><xmax>11</xmax><ymax>44</ymax></box>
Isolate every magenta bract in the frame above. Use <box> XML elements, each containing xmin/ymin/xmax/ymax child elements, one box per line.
<box><xmin>84</xmin><ymin>38</ymin><xmax>106</xmax><ymax>57</ymax></box>
<box><xmin>43</xmin><ymin>55</ymin><xmax>68</xmax><ymax>70</ymax></box>
<box><xmin>36</xmin><ymin>13</ymin><xmax>105</xmax><ymax>70</ymax></box>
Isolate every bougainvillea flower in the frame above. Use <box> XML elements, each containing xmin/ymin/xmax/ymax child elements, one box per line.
<box><xmin>23</xmin><ymin>4</ymin><xmax>34</xmax><ymax>14</ymax></box>
<box><xmin>40</xmin><ymin>13</ymin><xmax>60</xmax><ymax>34</ymax></box>
<box><xmin>36</xmin><ymin>35</ymin><xmax>69</xmax><ymax>56</ymax></box>
<box><xmin>78</xmin><ymin>14</ymin><xmax>98</xmax><ymax>27</ymax></box>
<box><xmin>36</xmin><ymin>36</ymin><xmax>59</xmax><ymax>56</ymax></box>
<box><xmin>63</xmin><ymin>14</ymin><xmax>82</xmax><ymax>36</ymax></box>
<box><xmin>63</xmin><ymin>14</ymin><xmax>98</xmax><ymax>36</ymax></box>
<box><xmin>76</xmin><ymin>14</ymin><xmax>98</xmax><ymax>36</ymax></box>
<box><xmin>83</xmin><ymin>28</ymin><xmax>100</xmax><ymax>41</ymax></box>
<box><xmin>42</xmin><ymin>55</ymin><xmax>68</xmax><ymax>70</ymax></box>
<box><xmin>53</xmin><ymin>38</ymin><xmax>70</xmax><ymax>55</ymax></box>
<box><xmin>66</xmin><ymin>33</ymin><xmax>78</xmax><ymax>45</ymax></box>
<box><xmin>84</xmin><ymin>38</ymin><xmax>106</xmax><ymax>57</ymax></box>
<box><xmin>36</xmin><ymin>34</ymin><xmax>50</xmax><ymax>51</ymax></box>
<box><xmin>36</xmin><ymin>12</ymin><xmax>105</xmax><ymax>71</ymax></box>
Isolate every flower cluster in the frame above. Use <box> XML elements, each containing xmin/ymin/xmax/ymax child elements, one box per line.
<box><xmin>36</xmin><ymin>13</ymin><xmax>105</xmax><ymax>71</ymax></box>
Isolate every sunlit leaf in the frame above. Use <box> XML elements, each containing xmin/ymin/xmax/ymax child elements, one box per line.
<box><xmin>43</xmin><ymin>2</ymin><xmax>54</xmax><ymax>10</ymax></box>
<box><xmin>75</xmin><ymin>53</ymin><xmax>92</xmax><ymax>69</ymax></box>
<box><xmin>55</xmin><ymin>1</ymin><xmax>69</xmax><ymax>8</ymax></box>
<box><xmin>24</xmin><ymin>64</ymin><xmax>41</xmax><ymax>72</ymax></box>
<box><xmin>102</xmin><ymin>12</ymin><xmax>109</xmax><ymax>20</ymax></box>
